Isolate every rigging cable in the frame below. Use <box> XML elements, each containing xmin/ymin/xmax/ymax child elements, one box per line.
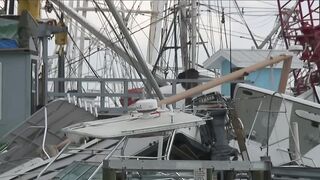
<box><xmin>91</xmin><ymin>0</ymin><xmax>154</xmax><ymax>97</ymax></box>
<box><xmin>51</xmin><ymin>6</ymin><xmax>101</xmax><ymax>78</ymax></box>
<box><xmin>119</xmin><ymin>0</ymin><xmax>146</xmax><ymax>59</ymax></box>
<box><xmin>116</xmin><ymin>2</ymin><xmax>178</xmax><ymax>78</ymax></box>
<box><xmin>48</xmin><ymin>48</ymin><xmax>102</xmax><ymax>75</ymax></box>
<box><xmin>200</xmin><ymin>3</ymin><xmax>246</xmax><ymax>26</ymax></box>
<box><xmin>188</xmin><ymin>16</ymin><xmax>219</xmax><ymax>75</ymax></box>
<box><xmin>222</xmin><ymin>7</ymin><xmax>229</xmax><ymax>49</ymax></box>
<box><xmin>229</xmin><ymin>0</ymin><xmax>232</xmax><ymax>75</ymax></box>
<box><xmin>151</xmin><ymin>12</ymin><xmax>175</xmax><ymax>74</ymax></box>
<box><xmin>91</xmin><ymin>1</ymin><xmax>133</xmax><ymax>82</ymax></box>
<box><xmin>51</xmin><ymin>4</ymin><xmax>120</xmax><ymax>105</ymax></box>
<box><xmin>232</xmin><ymin>0</ymin><xmax>258</xmax><ymax>48</ymax></box>
<box><xmin>207</xmin><ymin>0</ymin><xmax>216</xmax><ymax>53</ymax></box>
<box><xmin>199</xmin><ymin>9</ymin><xmax>215</xmax><ymax>55</ymax></box>
<box><xmin>100</xmin><ymin>0</ymin><xmax>175</xmax><ymax>80</ymax></box>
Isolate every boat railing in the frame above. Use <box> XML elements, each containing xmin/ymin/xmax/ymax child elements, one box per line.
<box><xmin>47</xmin><ymin>77</ymin><xmax>212</xmax><ymax>116</ymax></box>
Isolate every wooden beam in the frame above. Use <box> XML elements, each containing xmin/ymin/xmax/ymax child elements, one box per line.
<box><xmin>159</xmin><ymin>55</ymin><xmax>292</xmax><ymax>106</ymax></box>
<box><xmin>278</xmin><ymin>57</ymin><xmax>293</xmax><ymax>93</ymax></box>
<box><xmin>228</xmin><ymin>102</ymin><xmax>250</xmax><ymax>161</ymax></box>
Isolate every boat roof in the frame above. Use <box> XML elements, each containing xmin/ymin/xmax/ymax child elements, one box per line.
<box><xmin>203</xmin><ymin>49</ymin><xmax>303</xmax><ymax>69</ymax></box>
<box><xmin>63</xmin><ymin>111</ymin><xmax>205</xmax><ymax>139</ymax></box>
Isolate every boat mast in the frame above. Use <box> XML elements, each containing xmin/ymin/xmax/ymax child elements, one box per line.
<box><xmin>179</xmin><ymin>0</ymin><xmax>189</xmax><ymax>70</ymax></box>
<box><xmin>179</xmin><ymin>0</ymin><xmax>198</xmax><ymax>70</ymax></box>
<box><xmin>104</xmin><ymin>0</ymin><xmax>165</xmax><ymax>100</ymax></box>
<box><xmin>190</xmin><ymin>0</ymin><xmax>197</xmax><ymax>69</ymax></box>
<box><xmin>147</xmin><ymin>0</ymin><xmax>164</xmax><ymax>66</ymax></box>
<box><xmin>77</xmin><ymin>0</ymin><xmax>88</xmax><ymax>79</ymax></box>
<box><xmin>66</xmin><ymin>0</ymin><xmax>76</xmax><ymax>90</ymax></box>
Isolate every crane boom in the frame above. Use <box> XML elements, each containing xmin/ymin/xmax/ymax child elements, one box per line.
<box><xmin>277</xmin><ymin>0</ymin><xmax>320</xmax><ymax>95</ymax></box>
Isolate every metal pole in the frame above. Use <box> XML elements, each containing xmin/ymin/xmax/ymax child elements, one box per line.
<box><xmin>57</xmin><ymin>48</ymin><xmax>65</xmax><ymax>93</ymax></box>
<box><xmin>103</xmin><ymin>0</ymin><xmax>164</xmax><ymax>100</ymax></box>
<box><xmin>157</xmin><ymin>136</ymin><xmax>164</xmax><ymax>160</ymax></box>
<box><xmin>165</xmin><ymin>130</ymin><xmax>176</xmax><ymax>160</ymax></box>
<box><xmin>77</xmin><ymin>0</ymin><xmax>88</xmax><ymax>79</ymax></box>
<box><xmin>37</xmin><ymin>141</ymin><xmax>71</xmax><ymax>179</ymax></box>
<box><xmin>90</xmin><ymin>0</ymin><xmax>150</xmax><ymax>97</ymax></box>
<box><xmin>291</xmin><ymin>122</ymin><xmax>301</xmax><ymax>162</ymax></box>
<box><xmin>190</xmin><ymin>0</ymin><xmax>197</xmax><ymax>68</ymax></box>
<box><xmin>147</xmin><ymin>0</ymin><xmax>164</xmax><ymax>65</ymax></box>
<box><xmin>179</xmin><ymin>0</ymin><xmax>189</xmax><ymax>70</ymax></box>
<box><xmin>173</xmin><ymin>5</ymin><xmax>178</xmax><ymax>77</ymax></box>
<box><xmin>50</xmin><ymin>0</ymin><xmax>164</xmax><ymax>87</ymax></box>
<box><xmin>42</xmin><ymin>37</ymin><xmax>49</xmax><ymax>105</ymax></box>
<box><xmin>121</xmin><ymin>138</ymin><xmax>129</xmax><ymax>158</ymax></box>
<box><xmin>41</xmin><ymin>106</ymin><xmax>51</xmax><ymax>160</ymax></box>
<box><xmin>88</xmin><ymin>136</ymin><xmax>127</xmax><ymax>180</ymax></box>
<box><xmin>66</xmin><ymin>0</ymin><xmax>74</xmax><ymax>90</ymax></box>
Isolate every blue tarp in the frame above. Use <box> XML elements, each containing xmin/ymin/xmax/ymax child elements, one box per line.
<box><xmin>0</xmin><ymin>39</ymin><xmax>19</xmax><ymax>48</ymax></box>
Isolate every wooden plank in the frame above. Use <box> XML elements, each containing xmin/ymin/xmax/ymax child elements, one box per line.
<box><xmin>228</xmin><ymin>102</ymin><xmax>250</xmax><ymax>161</ymax></box>
<box><xmin>278</xmin><ymin>57</ymin><xmax>293</xmax><ymax>93</ymax></box>
<box><xmin>159</xmin><ymin>55</ymin><xmax>292</xmax><ymax>106</ymax></box>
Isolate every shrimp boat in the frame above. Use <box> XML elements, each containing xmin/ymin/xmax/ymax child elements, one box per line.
<box><xmin>0</xmin><ymin>0</ymin><xmax>320</xmax><ymax>179</ymax></box>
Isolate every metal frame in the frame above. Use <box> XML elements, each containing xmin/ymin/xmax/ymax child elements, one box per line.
<box><xmin>272</xmin><ymin>166</ymin><xmax>320</xmax><ymax>179</ymax></box>
<box><xmin>47</xmin><ymin>77</ymin><xmax>211</xmax><ymax>114</ymax></box>
<box><xmin>277</xmin><ymin>0</ymin><xmax>320</xmax><ymax>94</ymax></box>
<box><xmin>104</xmin><ymin>159</ymin><xmax>270</xmax><ymax>171</ymax></box>
<box><xmin>88</xmin><ymin>136</ymin><xmax>127</xmax><ymax>180</ymax></box>
<box><xmin>103</xmin><ymin>159</ymin><xmax>271</xmax><ymax>180</ymax></box>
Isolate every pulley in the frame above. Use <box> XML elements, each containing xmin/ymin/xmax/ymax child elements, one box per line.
<box><xmin>55</xmin><ymin>17</ymin><xmax>68</xmax><ymax>45</ymax></box>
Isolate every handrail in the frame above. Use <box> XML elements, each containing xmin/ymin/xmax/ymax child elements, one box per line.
<box><xmin>47</xmin><ymin>78</ymin><xmax>213</xmax><ymax>114</ymax></box>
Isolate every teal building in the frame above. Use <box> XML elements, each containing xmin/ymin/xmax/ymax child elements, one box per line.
<box><xmin>203</xmin><ymin>49</ymin><xmax>303</xmax><ymax>96</ymax></box>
